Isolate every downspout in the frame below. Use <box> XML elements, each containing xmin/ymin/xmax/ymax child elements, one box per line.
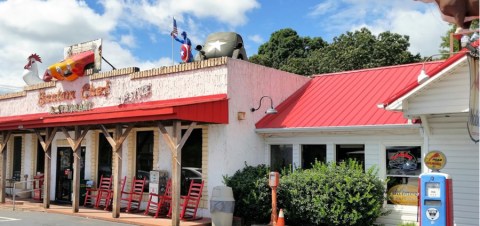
<box><xmin>420</xmin><ymin>115</ymin><xmax>430</xmax><ymax>171</ymax></box>
<box><xmin>419</xmin><ymin>115</ymin><xmax>430</xmax><ymax>224</ymax></box>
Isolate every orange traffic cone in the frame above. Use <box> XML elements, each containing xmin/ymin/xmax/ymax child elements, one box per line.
<box><xmin>276</xmin><ymin>209</ymin><xmax>285</xmax><ymax>226</ymax></box>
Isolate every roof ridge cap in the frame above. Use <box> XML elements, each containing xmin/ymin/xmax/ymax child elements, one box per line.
<box><xmin>312</xmin><ymin>61</ymin><xmax>444</xmax><ymax>77</ymax></box>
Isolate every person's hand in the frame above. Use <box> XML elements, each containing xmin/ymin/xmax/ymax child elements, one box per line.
<box><xmin>170</xmin><ymin>32</ymin><xmax>176</xmax><ymax>37</ymax></box>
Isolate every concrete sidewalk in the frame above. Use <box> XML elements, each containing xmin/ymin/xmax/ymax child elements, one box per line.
<box><xmin>0</xmin><ymin>198</ymin><xmax>211</xmax><ymax>226</ymax></box>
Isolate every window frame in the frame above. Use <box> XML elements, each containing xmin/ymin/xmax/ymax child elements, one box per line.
<box><xmin>383</xmin><ymin>144</ymin><xmax>423</xmax><ymax>207</ymax></box>
<box><xmin>269</xmin><ymin>144</ymin><xmax>293</xmax><ymax>172</ymax></box>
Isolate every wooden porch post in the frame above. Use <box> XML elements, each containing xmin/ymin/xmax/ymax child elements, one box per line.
<box><xmin>0</xmin><ymin>131</ymin><xmax>12</xmax><ymax>203</ymax></box>
<box><xmin>61</xmin><ymin>126</ymin><xmax>89</xmax><ymax>213</ymax></box>
<box><xmin>35</xmin><ymin>127</ymin><xmax>57</xmax><ymax>209</ymax></box>
<box><xmin>158</xmin><ymin>121</ymin><xmax>196</xmax><ymax>226</ymax></box>
<box><xmin>100</xmin><ymin>124</ymin><xmax>133</xmax><ymax>218</ymax></box>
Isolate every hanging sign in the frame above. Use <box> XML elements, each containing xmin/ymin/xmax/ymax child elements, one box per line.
<box><xmin>424</xmin><ymin>151</ymin><xmax>447</xmax><ymax>171</ymax></box>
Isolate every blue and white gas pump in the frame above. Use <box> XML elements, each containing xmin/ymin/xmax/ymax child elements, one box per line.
<box><xmin>419</xmin><ymin>151</ymin><xmax>453</xmax><ymax>226</ymax></box>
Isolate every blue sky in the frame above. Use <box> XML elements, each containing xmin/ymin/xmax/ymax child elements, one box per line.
<box><xmin>0</xmin><ymin>0</ymin><xmax>450</xmax><ymax>91</ymax></box>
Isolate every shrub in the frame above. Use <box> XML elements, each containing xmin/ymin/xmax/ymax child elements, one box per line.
<box><xmin>278</xmin><ymin>160</ymin><xmax>388</xmax><ymax>226</ymax></box>
<box><xmin>223</xmin><ymin>163</ymin><xmax>271</xmax><ymax>225</ymax></box>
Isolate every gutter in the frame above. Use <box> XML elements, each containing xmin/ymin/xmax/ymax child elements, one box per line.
<box><xmin>255</xmin><ymin>124</ymin><xmax>421</xmax><ymax>134</ymax></box>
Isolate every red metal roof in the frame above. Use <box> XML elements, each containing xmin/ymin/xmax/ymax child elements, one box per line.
<box><xmin>255</xmin><ymin>62</ymin><xmax>444</xmax><ymax>129</ymax></box>
<box><xmin>380</xmin><ymin>42</ymin><xmax>478</xmax><ymax>108</ymax></box>
<box><xmin>0</xmin><ymin>94</ymin><xmax>228</xmax><ymax>130</ymax></box>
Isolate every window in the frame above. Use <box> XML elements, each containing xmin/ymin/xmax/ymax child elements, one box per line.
<box><xmin>97</xmin><ymin>133</ymin><xmax>113</xmax><ymax>182</ymax></box>
<box><xmin>270</xmin><ymin>145</ymin><xmax>292</xmax><ymax>172</ymax></box>
<box><xmin>301</xmin><ymin>145</ymin><xmax>326</xmax><ymax>169</ymax></box>
<box><xmin>136</xmin><ymin>131</ymin><xmax>153</xmax><ymax>192</ymax></box>
<box><xmin>12</xmin><ymin>136</ymin><xmax>22</xmax><ymax>181</ymax></box>
<box><xmin>36</xmin><ymin>136</ymin><xmax>45</xmax><ymax>174</ymax></box>
<box><xmin>336</xmin><ymin>144</ymin><xmax>364</xmax><ymax>168</ymax></box>
<box><xmin>181</xmin><ymin>129</ymin><xmax>202</xmax><ymax>195</ymax></box>
<box><xmin>386</xmin><ymin>146</ymin><xmax>421</xmax><ymax>206</ymax></box>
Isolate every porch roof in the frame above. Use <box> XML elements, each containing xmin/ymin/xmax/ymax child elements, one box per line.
<box><xmin>0</xmin><ymin>94</ymin><xmax>228</xmax><ymax>131</ymax></box>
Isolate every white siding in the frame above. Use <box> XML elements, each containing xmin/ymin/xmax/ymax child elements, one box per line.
<box><xmin>264</xmin><ymin>129</ymin><xmax>427</xmax><ymax>226</ymax></box>
<box><xmin>406</xmin><ymin>63</ymin><xmax>469</xmax><ymax>116</ymax></box>
<box><xmin>427</xmin><ymin>114</ymin><xmax>479</xmax><ymax>226</ymax></box>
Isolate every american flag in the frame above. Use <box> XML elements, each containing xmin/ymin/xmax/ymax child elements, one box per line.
<box><xmin>172</xmin><ymin>18</ymin><xmax>178</xmax><ymax>36</ymax></box>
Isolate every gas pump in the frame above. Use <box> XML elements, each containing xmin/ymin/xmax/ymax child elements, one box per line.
<box><xmin>419</xmin><ymin>151</ymin><xmax>453</xmax><ymax>226</ymax></box>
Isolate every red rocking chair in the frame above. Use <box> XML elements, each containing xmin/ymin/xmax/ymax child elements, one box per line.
<box><xmin>144</xmin><ymin>179</ymin><xmax>172</xmax><ymax>218</ymax></box>
<box><xmin>168</xmin><ymin>180</ymin><xmax>204</xmax><ymax>220</ymax></box>
<box><xmin>121</xmin><ymin>177</ymin><xmax>146</xmax><ymax>212</ymax></box>
<box><xmin>104</xmin><ymin>176</ymin><xmax>127</xmax><ymax>210</ymax></box>
<box><xmin>94</xmin><ymin>175</ymin><xmax>113</xmax><ymax>208</ymax></box>
<box><xmin>83</xmin><ymin>175</ymin><xmax>112</xmax><ymax>207</ymax></box>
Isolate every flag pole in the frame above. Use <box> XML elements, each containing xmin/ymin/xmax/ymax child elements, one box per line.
<box><xmin>171</xmin><ymin>17</ymin><xmax>174</xmax><ymax>66</ymax></box>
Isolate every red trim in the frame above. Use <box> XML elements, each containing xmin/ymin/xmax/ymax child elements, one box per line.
<box><xmin>381</xmin><ymin>40</ymin><xmax>479</xmax><ymax>108</ymax></box>
<box><xmin>0</xmin><ymin>94</ymin><xmax>228</xmax><ymax>130</ymax></box>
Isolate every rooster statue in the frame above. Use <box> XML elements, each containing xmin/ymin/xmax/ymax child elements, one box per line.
<box><xmin>22</xmin><ymin>53</ymin><xmax>46</xmax><ymax>85</ymax></box>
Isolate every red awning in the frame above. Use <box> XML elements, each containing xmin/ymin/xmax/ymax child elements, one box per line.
<box><xmin>0</xmin><ymin>94</ymin><xmax>228</xmax><ymax>130</ymax></box>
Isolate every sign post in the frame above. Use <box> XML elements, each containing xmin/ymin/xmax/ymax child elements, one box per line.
<box><xmin>269</xmin><ymin>172</ymin><xmax>279</xmax><ymax>226</ymax></box>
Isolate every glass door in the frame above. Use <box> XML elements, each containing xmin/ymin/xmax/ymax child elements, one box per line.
<box><xmin>55</xmin><ymin>147</ymin><xmax>85</xmax><ymax>203</ymax></box>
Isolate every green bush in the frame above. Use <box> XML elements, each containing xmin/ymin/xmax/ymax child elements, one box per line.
<box><xmin>278</xmin><ymin>160</ymin><xmax>388</xmax><ymax>226</ymax></box>
<box><xmin>223</xmin><ymin>163</ymin><xmax>271</xmax><ymax>225</ymax></box>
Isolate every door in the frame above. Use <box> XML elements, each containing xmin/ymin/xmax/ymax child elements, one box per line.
<box><xmin>55</xmin><ymin>147</ymin><xmax>85</xmax><ymax>203</ymax></box>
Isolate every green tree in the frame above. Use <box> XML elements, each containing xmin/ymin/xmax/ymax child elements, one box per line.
<box><xmin>304</xmin><ymin>28</ymin><xmax>421</xmax><ymax>74</ymax></box>
<box><xmin>250</xmin><ymin>28</ymin><xmax>327</xmax><ymax>70</ymax></box>
<box><xmin>251</xmin><ymin>28</ymin><xmax>421</xmax><ymax>75</ymax></box>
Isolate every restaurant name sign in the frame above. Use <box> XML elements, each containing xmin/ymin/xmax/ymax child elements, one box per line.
<box><xmin>38</xmin><ymin>81</ymin><xmax>111</xmax><ymax>114</ymax></box>
<box><xmin>50</xmin><ymin>101</ymin><xmax>93</xmax><ymax>114</ymax></box>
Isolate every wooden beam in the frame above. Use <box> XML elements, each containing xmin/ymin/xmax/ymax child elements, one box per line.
<box><xmin>157</xmin><ymin>122</ymin><xmax>177</xmax><ymax>153</ymax></box>
<box><xmin>0</xmin><ymin>146</ymin><xmax>6</xmax><ymax>204</ymax></box>
<box><xmin>61</xmin><ymin>127</ymin><xmax>76</xmax><ymax>151</ymax></box>
<box><xmin>157</xmin><ymin>121</ymin><xmax>197</xmax><ymax>226</ymax></box>
<box><xmin>59</xmin><ymin>126</ymin><xmax>89</xmax><ymax>213</ymax></box>
<box><xmin>0</xmin><ymin>131</ymin><xmax>12</xmax><ymax>154</ymax></box>
<box><xmin>33</xmin><ymin>127</ymin><xmax>58</xmax><ymax>208</ymax></box>
<box><xmin>177</xmin><ymin>122</ymin><xmax>197</xmax><ymax>150</ymax></box>
<box><xmin>100</xmin><ymin>124</ymin><xmax>133</xmax><ymax>152</ymax></box>
<box><xmin>72</xmin><ymin>126</ymin><xmax>81</xmax><ymax>213</ymax></box>
<box><xmin>171</xmin><ymin>121</ymin><xmax>181</xmax><ymax>226</ymax></box>
<box><xmin>98</xmin><ymin>124</ymin><xmax>132</xmax><ymax>218</ymax></box>
<box><xmin>111</xmin><ymin>124</ymin><xmax>123</xmax><ymax>218</ymax></box>
<box><xmin>43</xmin><ymin>127</ymin><xmax>56</xmax><ymax>208</ymax></box>
<box><xmin>0</xmin><ymin>131</ymin><xmax>12</xmax><ymax>203</ymax></box>
<box><xmin>100</xmin><ymin>125</ymin><xmax>116</xmax><ymax>149</ymax></box>
<box><xmin>34</xmin><ymin>127</ymin><xmax>58</xmax><ymax>153</ymax></box>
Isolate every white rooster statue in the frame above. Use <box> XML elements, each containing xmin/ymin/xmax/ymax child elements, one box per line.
<box><xmin>22</xmin><ymin>53</ymin><xmax>45</xmax><ymax>85</ymax></box>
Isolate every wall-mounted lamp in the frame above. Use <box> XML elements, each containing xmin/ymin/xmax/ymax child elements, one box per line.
<box><xmin>251</xmin><ymin>96</ymin><xmax>278</xmax><ymax>114</ymax></box>
<box><xmin>417</xmin><ymin>52</ymin><xmax>455</xmax><ymax>84</ymax></box>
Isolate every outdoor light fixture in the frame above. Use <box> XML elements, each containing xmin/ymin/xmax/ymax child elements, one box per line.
<box><xmin>251</xmin><ymin>96</ymin><xmax>278</xmax><ymax>114</ymax></box>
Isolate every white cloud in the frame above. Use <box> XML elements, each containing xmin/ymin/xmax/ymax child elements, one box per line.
<box><xmin>310</xmin><ymin>0</ymin><xmax>450</xmax><ymax>56</ymax></box>
<box><xmin>100</xmin><ymin>40</ymin><xmax>173</xmax><ymax>71</ymax></box>
<box><xmin>0</xmin><ymin>0</ymin><xmax>260</xmax><ymax>88</ymax></box>
<box><xmin>387</xmin><ymin>8</ymin><xmax>450</xmax><ymax>56</ymax></box>
<box><xmin>120</xmin><ymin>34</ymin><xmax>137</xmax><ymax>48</ymax></box>
<box><xmin>0</xmin><ymin>0</ymin><xmax>123</xmax><ymax>87</ymax></box>
<box><xmin>308</xmin><ymin>1</ymin><xmax>338</xmax><ymax>17</ymax></box>
<box><xmin>248</xmin><ymin>34</ymin><xmax>264</xmax><ymax>44</ymax></box>
<box><xmin>350</xmin><ymin>7</ymin><xmax>449</xmax><ymax>56</ymax></box>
